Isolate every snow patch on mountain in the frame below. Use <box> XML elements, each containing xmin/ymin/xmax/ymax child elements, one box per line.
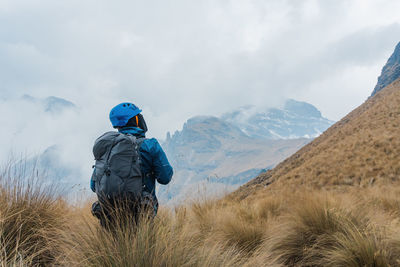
<box><xmin>221</xmin><ymin>99</ymin><xmax>333</xmax><ymax>140</ymax></box>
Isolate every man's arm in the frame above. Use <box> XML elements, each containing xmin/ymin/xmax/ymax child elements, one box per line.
<box><xmin>149</xmin><ymin>138</ymin><xmax>173</xmax><ymax>185</ymax></box>
<box><xmin>90</xmin><ymin>169</ymin><xmax>96</xmax><ymax>192</ymax></box>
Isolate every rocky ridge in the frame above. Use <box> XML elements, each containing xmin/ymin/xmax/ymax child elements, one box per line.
<box><xmin>371</xmin><ymin>42</ymin><xmax>400</xmax><ymax>96</ymax></box>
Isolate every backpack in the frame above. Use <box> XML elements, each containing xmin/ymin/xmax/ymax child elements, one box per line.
<box><xmin>91</xmin><ymin>131</ymin><xmax>145</xmax><ymax>202</ymax></box>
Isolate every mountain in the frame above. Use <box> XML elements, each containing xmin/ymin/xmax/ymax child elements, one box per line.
<box><xmin>161</xmin><ymin>100</ymin><xmax>334</xmax><ymax>204</ymax></box>
<box><xmin>221</xmin><ymin>99</ymin><xmax>333</xmax><ymax>139</ymax></box>
<box><xmin>42</xmin><ymin>96</ymin><xmax>76</xmax><ymax>113</ymax></box>
<box><xmin>21</xmin><ymin>95</ymin><xmax>76</xmax><ymax>113</ymax></box>
<box><xmin>234</xmin><ymin>78</ymin><xmax>400</xmax><ymax>200</ymax></box>
<box><xmin>17</xmin><ymin>96</ymin><xmax>82</xmax><ymax>192</ymax></box>
<box><xmin>31</xmin><ymin>145</ymin><xmax>83</xmax><ymax>189</ymax></box>
<box><xmin>161</xmin><ymin>115</ymin><xmax>310</xmax><ymax>203</ymax></box>
<box><xmin>371</xmin><ymin>42</ymin><xmax>400</xmax><ymax>96</ymax></box>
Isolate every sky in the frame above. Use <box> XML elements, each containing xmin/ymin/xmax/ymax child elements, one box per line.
<box><xmin>1</xmin><ymin>0</ymin><xmax>400</xmax><ymax>181</ymax></box>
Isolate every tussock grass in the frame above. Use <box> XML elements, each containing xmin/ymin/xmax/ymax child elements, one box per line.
<box><xmin>323</xmin><ymin>228</ymin><xmax>391</xmax><ymax>267</ymax></box>
<box><xmin>2</xmin><ymin>164</ymin><xmax>400</xmax><ymax>266</ymax></box>
<box><xmin>58</xmin><ymin>207</ymin><xmax>241</xmax><ymax>267</ymax></box>
<box><xmin>265</xmin><ymin>193</ymin><xmax>369</xmax><ymax>266</ymax></box>
<box><xmin>261</xmin><ymin>188</ymin><xmax>400</xmax><ymax>267</ymax></box>
<box><xmin>0</xmin><ymin>163</ymin><xmax>66</xmax><ymax>266</ymax></box>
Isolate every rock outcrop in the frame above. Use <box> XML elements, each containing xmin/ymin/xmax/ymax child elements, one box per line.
<box><xmin>372</xmin><ymin>42</ymin><xmax>400</xmax><ymax>96</ymax></box>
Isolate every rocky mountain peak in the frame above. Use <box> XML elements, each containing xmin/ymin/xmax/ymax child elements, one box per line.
<box><xmin>371</xmin><ymin>42</ymin><xmax>400</xmax><ymax>96</ymax></box>
<box><xmin>284</xmin><ymin>99</ymin><xmax>322</xmax><ymax>118</ymax></box>
<box><xmin>221</xmin><ymin>99</ymin><xmax>333</xmax><ymax>140</ymax></box>
<box><xmin>43</xmin><ymin>96</ymin><xmax>76</xmax><ymax>113</ymax></box>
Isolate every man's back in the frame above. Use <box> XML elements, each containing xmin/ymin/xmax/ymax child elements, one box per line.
<box><xmin>90</xmin><ymin>102</ymin><xmax>173</xmax><ymax>228</ymax></box>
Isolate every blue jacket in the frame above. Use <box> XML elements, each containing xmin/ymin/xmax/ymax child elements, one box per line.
<box><xmin>90</xmin><ymin>127</ymin><xmax>173</xmax><ymax>207</ymax></box>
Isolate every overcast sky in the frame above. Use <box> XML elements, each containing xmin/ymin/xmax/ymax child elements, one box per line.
<box><xmin>1</xmin><ymin>0</ymin><xmax>400</xmax><ymax>176</ymax></box>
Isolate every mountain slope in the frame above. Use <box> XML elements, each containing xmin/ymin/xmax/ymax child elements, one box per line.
<box><xmin>234</xmin><ymin>78</ymin><xmax>400</xmax><ymax>200</ymax></box>
<box><xmin>371</xmin><ymin>42</ymin><xmax>400</xmax><ymax>96</ymax></box>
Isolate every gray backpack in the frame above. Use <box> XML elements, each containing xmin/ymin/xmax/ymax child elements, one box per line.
<box><xmin>91</xmin><ymin>131</ymin><xmax>145</xmax><ymax>202</ymax></box>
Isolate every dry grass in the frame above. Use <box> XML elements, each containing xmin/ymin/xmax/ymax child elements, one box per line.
<box><xmin>0</xmin><ymin>163</ymin><xmax>67</xmax><ymax>266</ymax></box>
<box><xmin>57</xmin><ymin>204</ymin><xmax>242</xmax><ymax>267</ymax></box>
<box><xmin>264</xmin><ymin>192</ymin><xmax>392</xmax><ymax>266</ymax></box>
<box><xmin>2</xmin><ymin>167</ymin><xmax>400</xmax><ymax>266</ymax></box>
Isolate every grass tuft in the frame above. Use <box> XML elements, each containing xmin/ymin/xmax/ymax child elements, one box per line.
<box><xmin>0</xmin><ymin>163</ymin><xmax>66</xmax><ymax>266</ymax></box>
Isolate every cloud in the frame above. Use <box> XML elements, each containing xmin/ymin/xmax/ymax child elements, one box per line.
<box><xmin>1</xmin><ymin>0</ymin><xmax>400</xmax><ymax>183</ymax></box>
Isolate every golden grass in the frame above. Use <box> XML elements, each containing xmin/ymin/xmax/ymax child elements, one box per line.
<box><xmin>0</xmin><ymin>165</ymin><xmax>67</xmax><ymax>266</ymax></box>
<box><xmin>57</xmin><ymin>205</ymin><xmax>242</xmax><ymax>267</ymax></box>
<box><xmin>3</xmin><ymin>168</ymin><xmax>400</xmax><ymax>267</ymax></box>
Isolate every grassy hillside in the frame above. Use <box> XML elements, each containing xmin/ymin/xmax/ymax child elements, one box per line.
<box><xmin>234</xmin><ymin>78</ymin><xmax>400</xmax><ymax>200</ymax></box>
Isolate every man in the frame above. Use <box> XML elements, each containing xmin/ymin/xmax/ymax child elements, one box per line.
<box><xmin>90</xmin><ymin>102</ymin><xmax>173</xmax><ymax>228</ymax></box>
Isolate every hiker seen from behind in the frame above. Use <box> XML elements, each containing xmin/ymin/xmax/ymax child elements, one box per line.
<box><xmin>90</xmin><ymin>102</ymin><xmax>173</xmax><ymax>229</ymax></box>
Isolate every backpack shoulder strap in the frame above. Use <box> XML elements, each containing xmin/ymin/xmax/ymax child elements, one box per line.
<box><xmin>136</xmin><ymin>137</ymin><xmax>146</xmax><ymax>149</ymax></box>
<box><xmin>105</xmin><ymin>132</ymin><xmax>126</xmax><ymax>162</ymax></box>
<box><xmin>104</xmin><ymin>137</ymin><xmax>117</xmax><ymax>163</ymax></box>
<box><xmin>134</xmin><ymin>137</ymin><xmax>147</xmax><ymax>192</ymax></box>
